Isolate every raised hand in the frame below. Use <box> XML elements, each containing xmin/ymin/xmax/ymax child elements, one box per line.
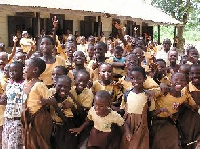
<box><xmin>52</xmin><ymin>16</ymin><xmax>58</xmax><ymax>30</ymax></box>
<box><xmin>13</xmin><ymin>36</ymin><xmax>18</xmax><ymax>43</ymax></box>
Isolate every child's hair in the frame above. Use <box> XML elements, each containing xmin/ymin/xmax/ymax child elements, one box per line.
<box><xmin>99</xmin><ymin>62</ymin><xmax>113</xmax><ymax>70</ymax></box>
<box><xmin>0</xmin><ymin>43</ymin><xmax>5</xmax><ymax>51</ymax></box>
<box><xmin>95</xmin><ymin>90</ymin><xmax>111</xmax><ymax>104</ymax></box>
<box><xmin>75</xmin><ymin>70</ymin><xmax>90</xmax><ymax>80</ymax></box>
<box><xmin>114</xmin><ymin>45</ymin><xmax>123</xmax><ymax>51</ymax></box>
<box><xmin>11</xmin><ymin>61</ymin><xmax>24</xmax><ymax>70</ymax></box>
<box><xmin>30</xmin><ymin>57</ymin><xmax>46</xmax><ymax>75</ymax></box>
<box><xmin>186</xmin><ymin>45</ymin><xmax>198</xmax><ymax>55</ymax></box>
<box><xmin>41</xmin><ymin>35</ymin><xmax>55</xmax><ymax>46</ymax></box>
<box><xmin>191</xmin><ymin>64</ymin><xmax>200</xmax><ymax>69</ymax></box>
<box><xmin>54</xmin><ymin>66</ymin><xmax>69</xmax><ymax>75</ymax></box>
<box><xmin>156</xmin><ymin>59</ymin><xmax>166</xmax><ymax>65</ymax></box>
<box><xmin>73</xmin><ymin>50</ymin><xmax>86</xmax><ymax>58</ymax></box>
<box><xmin>57</xmin><ymin>75</ymin><xmax>72</xmax><ymax>85</ymax></box>
<box><xmin>130</xmin><ymin>66</ymin><xmax>146</xmax><ymax>79</ymax></box>
<box><xmin>96</xmin><ymin>41</ymin><xmax>107</xmax><ymax>50</ymax></box>
<box><xmin>171</xmin><ymin>72</ymin><xmax>186</xmax><ymax>80</ymax></box>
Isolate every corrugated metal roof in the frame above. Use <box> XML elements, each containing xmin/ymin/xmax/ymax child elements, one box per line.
<box><xmin>0</xmin><ymin>0</ymin><xmax>181</xmax><ymax>24</ymax></box>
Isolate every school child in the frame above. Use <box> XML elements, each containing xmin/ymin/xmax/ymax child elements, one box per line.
<box><xmin>77</xmin><ymin>36</ymin><xmax>87</xmax><ymax>53</ymax></box>
<box><xmin>65</xmin><ymin>41</ymin><xmax>77</xmax><ymax>70</ymax></box>
<box><xmin>13</xmin><ymin>51</ymin><xmax>26</xmax><ymax>65</ymax></box>
<box><xmin>153</xmin><ymin>59</ymin><xmax>170</xmax><ymax>86</ymax></box>
<box><xmin>50</xmin><ymin>75</ymin><xmax>78</xmax><ymax>149</ymax></box>
<box><xmin>87</xmin><ymin>36</ymin><xmax>95</xmax><ymax>46</ymax></box>
<box><xmin>131</xmin><ymin>48</ymin><xmax>159</xmax><ymax>89</ymax></box>
<box><xmin>71</xmin><ymin>70</ymin><xmax>94</xmax><ymax>119</ymax></box>
<box><xmin>120</xmin><ymin>66</ymin><xmax>152</xmax><ymax>149</ymax></box>
<box><xmin>23</xmin><ymin>57</ymin><xmax>56</xmax><ymax>149</ymax></box>
<box><xmin>179</xmin><ymin>64</ymin><xmax>191</xmax><ymax>84</ymax></box>
<box><xmin>88</xmin><ymin>41</ymin><xmax>109</xmax><ymax>81</ymax></box>
<box><xmin>0</xmin><ymin>61</ymin><xmax>24</xmax><ymax>149</ymax></box>
<box><xmin>0</xmin><ymin>64</ymin><xmax>9</xmax><ymax>148</ymax></box>
<box><xmin>118</xmin><ymin>53</ymin><xmax>139</xmax><ymax>93</ymax></box>
<box><xmin>178</xmin><ymin>64</ymin><xmax>200</xmax><ymax>149</ymax></box>
<box><xmin>151</xmin><ymin>72</ymin><xmax>197</xmax><ymax>149</ymax></box>
<box><xmin>167</xmin><ymin>50</ymin><xmax>180</xmax><ymax>74</ymax></box>
<box><xmin>86</xmin><ymin>44</ymin><xmax>95</xmax><ymax>63</ymax></box>
<box><xmin>69</xmin><ymin>50</ymin><xmax>90</xmax><ymax>86</ymax></box>
<box><xmin>92</xmin><ymin>63</ymin><xmax>123</xmax><ymax>108</ymax></box>
<box><xmin>186</xmin><ymin>46</ymin><xmax>199</xmax><ymax>64</ymax></box>
<box><xmin>70</xmin><ymin>70</ymin><xmax>94</xmax><ymax>147</ymax></box>
<box><xmin>52</xmin><ymin>66</ymin><xmax>69</xmax><ymax>86</ymax></box>
<box><xmin>109</xmin><ymin>46</ymin><xmax>126</xmax><ymax>79</ymax></box>
<box><xmin>180</xmin><ymin>55</ymin><xmax>188</xmax><ymax>64</ymax></box>
<box><xmin>39</xmin><ymin>35</ymin><xmax>65</xmax><ymax>88</ymax></box>
<box><xmin>69</xmin><ymin>90</ymin><xmax>124</xmax><ymax>149</ymax></box>
<box><xmin>0</xmin><ymin>36</ymin><xmax>18</xmax><ymax>63</ymax></box>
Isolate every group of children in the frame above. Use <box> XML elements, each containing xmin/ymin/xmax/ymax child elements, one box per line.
<box><xmin>0</xmin><ymin>20</ymin><xmax>199</xmax><ymax>149</ymax></box>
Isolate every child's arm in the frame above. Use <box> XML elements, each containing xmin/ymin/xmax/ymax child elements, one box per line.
<box><xmin>124</xmin><ymin>122</ymin><xmax>132</xmax><ymax>141</ymax></box>
<box><xmin>112</xmin><ymin>62</ymin><xmax>125</xmax><ymax>68</ymax></box>
<box><xmin>151</xmin><ymin>107</ymin><xmax>170</xmax><ymax>117</ymax></box>
<box><xmin>0</xmin><ymin>94</ymin><xmax>7</xmax><ymax>105</ymax></box>
<box><xmin>39</xmin><ymin>96</ymin><xmax>57</xmax><ymax>106</ymax></box>
<box><xmin>8</xmin><ymin>36</ymin><xmax>18</xmax><ymax>62</ymax></box>
<box><xmin>69</xmin><ymin>119</ymin><xmax>91</xmax><ymax>135</ymax></box>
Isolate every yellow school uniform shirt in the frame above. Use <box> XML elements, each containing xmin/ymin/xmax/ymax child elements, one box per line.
<box><xmin>70</xmin><ymin>86</ymin><xmax>94</xmax><ymax>108</ymax></box>
<box><xmin>87</xmin><ymin>106</ymin><xmax>124</xmax><ymax>132</ymax></box>
<box><xmin>188</xmin><ymin>82</ymin><xmax>200</xmax><ymax>92</ymax></box>
<box><xmin>26</xmin><ymin>82</ymin><xmax>53</xmax><ymax>115</ymax></box>
<box><xmin>51</xmin><ymin>96</ymin><xmax>77</xmax><ymax>123</ymax></box>
<box><xmin>77</xmin><ymin>44</ymin><xmax>88</xmax><ymax>53</ymax></box>
<box><xmin>118</xmin><ymin>76</ymin><xmax>159</xmax><ymax>93</ymax></box>
<box><xmin>154</xmin><ymin>87</ymin><xmax>196</xmax><ymax>118</ymax></box>
<box><xmin>40</xmin><ymin>55</ymin><xmax>65</xmax><ymax>86</ymax></box>
<box><xmin>0</xmin><ymin>76</ymin><xmax>8</xmax><ymax>126</ymax></box>
<box><xmin>88</xmin><ymin>59</ymin><xmax>111</xmax><ymax>81</ymax></box>
<box><xmin>92</xmin><ymin>80</ymin><xmax>122</xmax><ymax>102</ymax></box>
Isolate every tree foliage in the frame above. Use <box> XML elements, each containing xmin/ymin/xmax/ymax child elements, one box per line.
<box><xmin>151</xmin><ymin>0</ymin><xmax>199</xmax><ymax>24</ymax></box>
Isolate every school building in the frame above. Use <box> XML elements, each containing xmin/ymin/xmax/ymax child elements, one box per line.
<box><xmin>0</xmin><ymin>0</ymin><xmax>180</xmax><ymax>48</ymax></box>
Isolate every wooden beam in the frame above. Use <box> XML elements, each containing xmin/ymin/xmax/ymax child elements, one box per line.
<box><xmin>157</xmin><ymin>25</ymin><xmax>160</xmax><ymax>45</ymax></box>
<box><xmin>97</xmin><ymin>16</ymin><xmax>101</xmax><ymax>37</ymax></box>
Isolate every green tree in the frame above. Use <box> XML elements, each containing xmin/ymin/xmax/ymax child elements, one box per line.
<box><xmin>151</xmin><ymin>0</ymin><xmax>199</xmax><ymax>50</ymax></box>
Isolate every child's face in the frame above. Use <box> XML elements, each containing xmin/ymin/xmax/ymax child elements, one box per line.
<box><xmin>156</xmin><ymin>61</ymin><xmax>166</xmax><ymax>74</ymax></box>
<box><xmin>95</xmin><ymin>44</ymin><xmax>106</xmax><ymax>59</ymax></box>
<box><xmin>56</xmin><ymin>78</ymin><xmax>71</xmax><ymax>99</ymax></box>
<box><xmin>181</xmin><ymin>55</ymin><xmax>188</xmax><ymax>64</ymax></box>
<box><xmin>73</xmin><ymin>51</ymin><xmax>86</xmax><ymax>65</ymax></box>
<box><xmin>52</xmin><ymin>68</ymin><xmax>66</xmax><ymax>85</ymax></box>
<box><xmin>0</xmin><ymin>54</ymin><xmax>8</xmax><ymax>70</ymax></box>
<box><xmin>65</xmin><ymin>43</ymin><xmax>76</xmax><ymax>57</ymax></box>
<box><xmin>80</xmin><ymin>39</ymin><xmax>85</xmax><ymax>45</ymax></box>
<box><xmin>114</xmin><ymin>49</ymin><xmax>123</xmax><ymax>59</ymax></box>
<box><xmin>99</xmin><ymin>64</ymin><xmax>113</xmax><ymax>81</ymax></box>
<box><xmin>9</xmin><ymin>63</ymin><xmax>23</xmax><ymax>81</ymax></box>
<box><xmin>190</xmin><ymin>66</ymin><xmax>200</xmax><ymax>86</ymax></box>
<box><xmin>94</xmin><ymin>97</ymin><xmax>109</xmax><ymax>116</ymax></box>
<box><xmin>163</xmin><ymin>40</ymin><xmax>171</xmax><ymax>51</ymax></box>
<box><xmin>40</xmin><ymin>38</ymin><xmax>54</xmax><ymax>55</ymax></box>
<box><xmin>88</xmin><ymin>37</ymin><xmax>95</xmax><ymax>45</ymax></box>
<box><xmin>24</xmin><ymin>59</ymin><xmax>36</xmax><ymax>80</ymax></box>
<box><xmin>14</xmin><ymin>53</ymin><xmax>25</xmax><ymax>64</ymax></box>
<box><xmin>168</xmin><ymin>51</ymin><xmax>177</xmax><ymax>63</ymax></box>
<box><xmin>130</xmin><ymin>71</ymin><xmax>145</xmax><ymax>89</ymax></box>
<box><xmin>132</xmin><ymin>48</ymin><xmax>144</xmax><ymax>63</ymax></box>
<box><xmin>3</xmin><ymin>65</ymin><xmax>10</xmax><ymax>78</ymax></box>
<box><xmin>126</xmin><ymin>55</ymin><xmax>138</xmax><ymax>70</ymax></box>
<box><xmin>75</xmin><ymin>73</ymin><xmax>89</xmax><ymax>92</ymax></box>
<box><xmin>87</xmin><ymin>46</ymin><xmax>95</xmax><ymax>57</ymax></box>
<box><xmin>171</xmin><ymin>73</ymin><xmax>187</xmax><ymax>91</ymax></box>
<box><xmin>189</xmin><ymin>49</ymin><xmax>199</xmax><ymax>61</ymax></box>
